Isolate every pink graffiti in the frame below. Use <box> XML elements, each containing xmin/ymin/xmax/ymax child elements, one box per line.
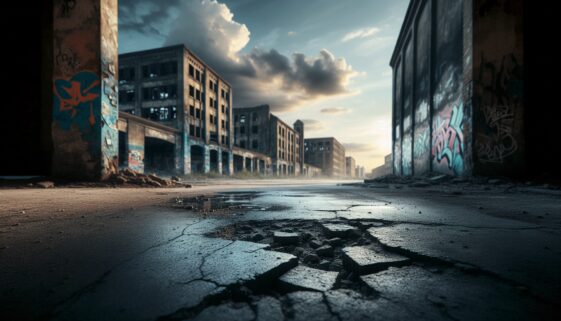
<box><xmin>432</xmin><ymin>104</ymin><xmax>465</xmax><ymax>175</ymax></box>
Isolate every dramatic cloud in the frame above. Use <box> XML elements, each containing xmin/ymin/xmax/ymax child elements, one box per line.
<box><xmin>342</xmin><ymin>27</ymin><xmax>380</xmax><ymax>42</ymax></box>
<box><xmin>301</xmin><ymin>119</ymin><xmax>324</xmax><ymax>132</ymax></box>
<box><xmin>320</xmin><ymin>107</ymin><xmax>350</xmax><ymax>115</ymax></box>
<box><xmin>122</xmin><ymin>0</ymin><xmax>357</xmax><ymax>112</ymax></box>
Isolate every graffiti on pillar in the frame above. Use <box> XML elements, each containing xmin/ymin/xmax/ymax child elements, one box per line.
<box><xmin>55</xmin><ymin>47</ymin><xmax>81</xmax><ymax>75</ymax></box>
<box><xmin>53</xmin><ymin>71</ymin><xmax>100</xmax><ymax>130</ymax></box>
<box><xmin>128</xmin><ymin>145</ymin><xmax>144</xmax><ymax>173</ymax></box>
<box><xmin>476</xmin><ymin>54</ymin><xmax>521</xmax><ymax>163</ymax></box>
<box><xmin>432</xmin><ymin>103</ymin><xmax>465</xmax><ymax>175</ymax></box>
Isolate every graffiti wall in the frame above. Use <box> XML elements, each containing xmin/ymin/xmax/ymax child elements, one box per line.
<box><xmin>473</xmin><ymin>0</ymin><xmax>524</xmax><ymax>175</ymax></box>
<box><xmin>413</xmin><ymin>1</ymin><xmax>431</xmax><ymax>175</ymax></box>
<box><xmin>52</xmin><ymin>0</ymin><xmax>118</xmax><ymax>180</ymax></box>
<box><xmin>393</xmin><ymin>61</ymin><xmax>403</xmax><ymax>175</ymax></box>
<box><xmin>431</xmin><ymin>0</ymin><xmax>466</xmax><ymax>176</ymax></box>
<box><xmin>401</xmin><ymin>39</ymin><xmax>414</xmax><ymax>176</ymax></box>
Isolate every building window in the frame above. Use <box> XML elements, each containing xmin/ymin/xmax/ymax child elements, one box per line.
<box><xmin>190</xmin><ymin>125</ymin><xmax>195</xmax><ymax>136</ymax></box>
<box><xmin>119</xmin><ymin>67</ymin><xmax>135</xmax><ymax>84</ymax></box>
<box><xmin>189</xmin><ymin>64</ymin><xmax>194</xmax><ymax>78</ymax></box>
<box><xmin>240</xmin><ymin>140</ymin><xmax>246</xmax><ymax>148</ymax></box>
<box><xmin>252</xmin><ymin>140</ymin><xmax>258</xmax><ymax>149</ymax></box>
<box><xmin>195</xmin><ymin>89</ymin><xmax>201</xmax><ymax>101</ymax></box>
<box><xmin>189</xmin><ymin>105</ymin><xmax>195</xmax><ymax>116</ymax></box>
<box><xmin>210</xmin><ymin>98</ymin><xmax>214</xmax><ymax>108</ymax></box>
<box><xmin>252</xmin><ymin>126</ymin><xmax>258</xmax><ymax>134</ymax></box>
<box><xmin>195</xmin><ymin>70</ymin><xmax>201</xmax><ymax>82</ymax></box>
<box><xmin>119</xmin><ymin>89</ymin><xmax>135</xmax><ymax>104</ymax></box>
<box><xmin>221</xmin><ymin>89</ymin><xmax>225</xmax><ymax>98</ymax></box>
<box><xmin>142</xmin><ymin>85</ymin><xmax>177</xmax><ymax>101</ymax></box>
<box><xmin>252</xmin><ymin>112</ymin><xmax>257</xmax><ymax>121</ymax></box>
<box><xmin>240</xmin><ymin>126</ymin><xmax>245</xmax><ymax>134</ymax></box>
<box><xmin>221</xmin><ymin>120</ymin><xmax>225</xmax><ymax>129</ymax></box>
<box><xmin>141</xmin><ymin>106</ymin><xmax>177</xmax><ymax>121</ymax></box>
<box><xmin>196</xmin><ymin>109</ymin><xmax>201</xmax><ymax>119</ymax></box>
<box><xmin>142</xmin><ymin>61</ymin><xmax>176</xmax><ymax>78</ymax></box>
<box><xmin>240</xmin><ymin>115</ymin><xmax>246</xmax><ymax>123</ymax></box>
<box><xmin>221</xmin><ymin>105</ymin><xmax>225</xmax><ymax>113</ymax></box>
<box><xmin>189</xmin><ymin>85</ymin><xmax>195</xmax><ymax>98</ymax></box>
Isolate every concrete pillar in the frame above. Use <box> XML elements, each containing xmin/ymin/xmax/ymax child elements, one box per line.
<box><xmin>52</xmin><ymin>0</ymin><xmax>118</xmax><ymax>180</ymax></box>
<box><xmin>217</xmin><ymin>148</ymin><xmax>223</xmax><ymax>175</ymax></box>
<box><xmin>127</xmin><ymin>122</ymin><xmax>144</xmax><ymax>173</ymax></box>
<box><xmin>250</xmin><ymin>158</ymin><xmax>255</xmax><ymax>173</ymax></box>
<box><xmin>242</xmin><ymin>157</ymin><xmax>247</xmax><ymax>172</ymax></box>
<box><xmin>227</xmin><ymin>151</ymin><xmax>234</xmax><ymax>176</ymax></box>
<box><xmin>203</xmin><ymin>145</ymin><xmax>210</xmax><ymax>173</ymax></box>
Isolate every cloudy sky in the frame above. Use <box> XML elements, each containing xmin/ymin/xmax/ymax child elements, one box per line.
<box><xmin>119</xmin><ymin>0</ymin><xmax>409</xmax><ymax>171</ymax></box>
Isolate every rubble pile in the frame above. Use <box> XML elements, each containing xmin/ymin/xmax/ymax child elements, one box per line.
<box><xmin>110</xmin><ymin>168</ymin><xmax>191</xmax><ymax>188</ymax></box>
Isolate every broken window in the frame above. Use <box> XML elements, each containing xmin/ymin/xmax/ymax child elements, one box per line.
<box><xmin>190</xmin><ymin>125</ymin><xmax>195</xmax><ymax>136</ymax></box>
<box><xmin>190</xmin><ymin>105</ymin><xmax>195</xmax><ymax>116</ymax></box>
<box><xmin>189</xmin><ymin>64</ymin><xmax>195</xmax><ymax>78</ymax></box>
<box><xmin>119</xmin><ymin>67</ymin><xmax>136</xmax><ymax>84</ymax></box>
<box><xmin>142</xmin><ymin>85</ymin><xmax>177</xmax><ymax>101</ymax></box>
<box><xmin>141</xmin><ymin>106</ymin><xmax>177</xmax><ymax>121</ymax></box>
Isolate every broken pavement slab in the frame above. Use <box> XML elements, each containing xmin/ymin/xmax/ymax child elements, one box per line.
<box><xmin>342</xmin><ymin>246</ymin><xmax>409</xmax><ymax>274</ymax></box>
<box><xmin>279</xmin><ymin>265</ymin><xmax>338</xmax><ymax>292</ymax></box>
<box><xmin>321</xmin><ymin>223</ymin><xmax>359</xmax><ymax>237</ymax></box>
<box><xmin>273</xmin><ymin>231</ymin><xmax>300</xmax><ymax>245</ymax></box>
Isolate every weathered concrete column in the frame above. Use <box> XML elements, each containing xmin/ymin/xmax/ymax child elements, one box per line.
<box><xmin>127</xmin><ymin>122</ymin><xmax>144</xmax><ymax>173</ymax></box>
<box><xmin>203</xmin><ymin>146</ymin><xmax>210</xmax><ymax>173</ymax></box>
<box><xmin>52</xmin><ymin>0</ymin><xmax>118</xmax><ymax>180</ymax></box>
<box><xmin>217</xmin><ymin>148</ymin><xmax>223</xmax><ymax>175</ymax></box>
<box><xmin>226</xmin><ymin>151</ymin><xmax>234</xmax><ymax>176</ymax></box>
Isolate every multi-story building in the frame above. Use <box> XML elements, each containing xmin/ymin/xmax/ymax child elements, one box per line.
<box><xmin>355</xmin><ymin>166</ymin><xmax>365</xmax><ymax>179</ymax></box>
<box><xmin>118</xmin><ymin>45</ymin><xmax>233</xmax><ymax>175</ymax></box>
<box><xmin>345</xmin><ymin>157</ymin><xmax>356</xmax><ymax>178</ymax></box>
<box><xmin>233</xmin><ymin>105</ymin><xmax>304</xmax><ymax>176</ymax></box>
<box><xmin>304</xmin><ymin>137</ymin><xmax>346</xmax><ymax>177</ymax></box>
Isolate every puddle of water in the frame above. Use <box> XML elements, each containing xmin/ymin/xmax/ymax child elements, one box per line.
<box><xmin>173</xmin><ymin>191</ymin><xmax>290</xmax><ymax>213</ymax></box>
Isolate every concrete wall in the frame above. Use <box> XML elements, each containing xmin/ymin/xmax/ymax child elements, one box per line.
<box><xmin>391</xmin><ymin>0</ymin><xmax>540</xmax><ymax>179</ymax></box>
<box><xmin>472</xmin><ymin>0</ymin><xmax>524</xmax><ymax>176</ymax></box>
<box><xmin>52</xmin><ymin>0</ymin><xmax>119</xmax><ymax>180</ymax></box>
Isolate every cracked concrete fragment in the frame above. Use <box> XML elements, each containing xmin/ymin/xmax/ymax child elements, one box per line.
<box><xmin>321</xmin><ymin>223</ymin><xmax>359</xmax><ymax>237</ymax></box>
<box><xmin>273</xmin><ymin>231</ymin><xmax>301</xmax><ymax>245</ymax></box>
<box><xmin>202</xmin><ymin>241</ymin><xmax>298</xmax><ymax>286</ymax></box>
<box><xmin>342</xmin><ymin>246</ymin><xmax>409</xmax><ymax>274</ymax></box>
<box><xmin>325</xmin><ymin>289</ymin><xmax>413</xmax><ymax>321</ymax></box>
<box><xmin>279</xmin><ymin>265</ymin><xmax>338</xmax><ymax>292</ymax></box>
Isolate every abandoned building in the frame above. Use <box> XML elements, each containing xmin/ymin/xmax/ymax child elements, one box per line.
<box><xmin>345</xmin><ymin>157</ymin><xmax>357</xmax><ymax>178</ymax></box>
<box><xmin>118</xmin><ymin>45</ymin><xmax>235</xmax><ymax>175</ymax></box>
<box><xmin>233</xmin><ymin>105</ymin><xmax>304</xmax><ymax>176</ymax></box>
<box><xmin>304</xmin><ymin>138</ymin><xmax>346</xmax><ymax>177</ymax></box>
<box><xmin>390</xmin><ymin>0</ymin><xmax>559</xmax><ymax>179</ymax></box>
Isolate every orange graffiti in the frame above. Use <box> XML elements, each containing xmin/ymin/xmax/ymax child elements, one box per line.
<box><xmin>54</xmin><ymin>79</ymin><xmax>100</xmax><ymax>126</ymax></box>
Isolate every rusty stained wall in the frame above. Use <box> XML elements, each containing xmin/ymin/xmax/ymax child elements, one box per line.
<box><xmin>52</xmin><ymin>0</ymin><xmax>118</xmax><ymax>180</ymax></box>
<box><xmin>472</xmin><ymin>0</ymin><xmax>524</xmax><ymax>176</ymax></box>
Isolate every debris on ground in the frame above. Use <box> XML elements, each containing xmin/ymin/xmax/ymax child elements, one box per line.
<box><xmin>109</xmin><ymin>169</ymin><xmax>191</xmax><ymax>188</ymax></box>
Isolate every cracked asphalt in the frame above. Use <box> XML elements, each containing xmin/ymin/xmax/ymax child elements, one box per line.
<box><xmin>1</xmin><ymin>180</ymin><xmax>560</xmax><ymax>320</ymax></box>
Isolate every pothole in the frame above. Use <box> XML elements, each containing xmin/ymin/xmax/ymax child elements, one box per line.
<box><xmin>171</xmin><ymin>191</ymin><xmax>290</xmax><ymax>214</ymax></box>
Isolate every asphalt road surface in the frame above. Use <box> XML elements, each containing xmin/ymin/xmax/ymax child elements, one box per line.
<box><xmin>1</xmin><ymin>179</ymin><xmax>560</xmax><ymax>320</ymax></box>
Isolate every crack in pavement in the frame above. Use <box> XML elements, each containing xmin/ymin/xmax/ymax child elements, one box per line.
<box><xmin>45</xmin><ymin>219</ymin><xmax>206</xmax><ymax>319</ymax></box>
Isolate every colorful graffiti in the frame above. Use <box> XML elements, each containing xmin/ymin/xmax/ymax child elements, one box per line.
<box><xmin>53</xmin><ymin>71</ymin><xmax>100</xmax><ymax>130</ymax></box>
<box><xmin>432</xmin><ymin>103</ymin><xmax>465</xmax><ymax>175</ymax></box>
<box><xmin>128</xmin><ymin>145</ymin><xmax>144</xmax><ymax>173</ymax></box>
<box><xmin>402</xmin><ymin>135</ymin><xmax>412</xmax><ymax>176</ymax></box>
<box><xmin>414</xmin><ymin>127</ymin><xmax>430</xmax><ymax>159</ymax></box>
<box><xmin>476</xmin><ymin>54</ymin><xmax>521</xmax><ymax>163</ymax></box>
